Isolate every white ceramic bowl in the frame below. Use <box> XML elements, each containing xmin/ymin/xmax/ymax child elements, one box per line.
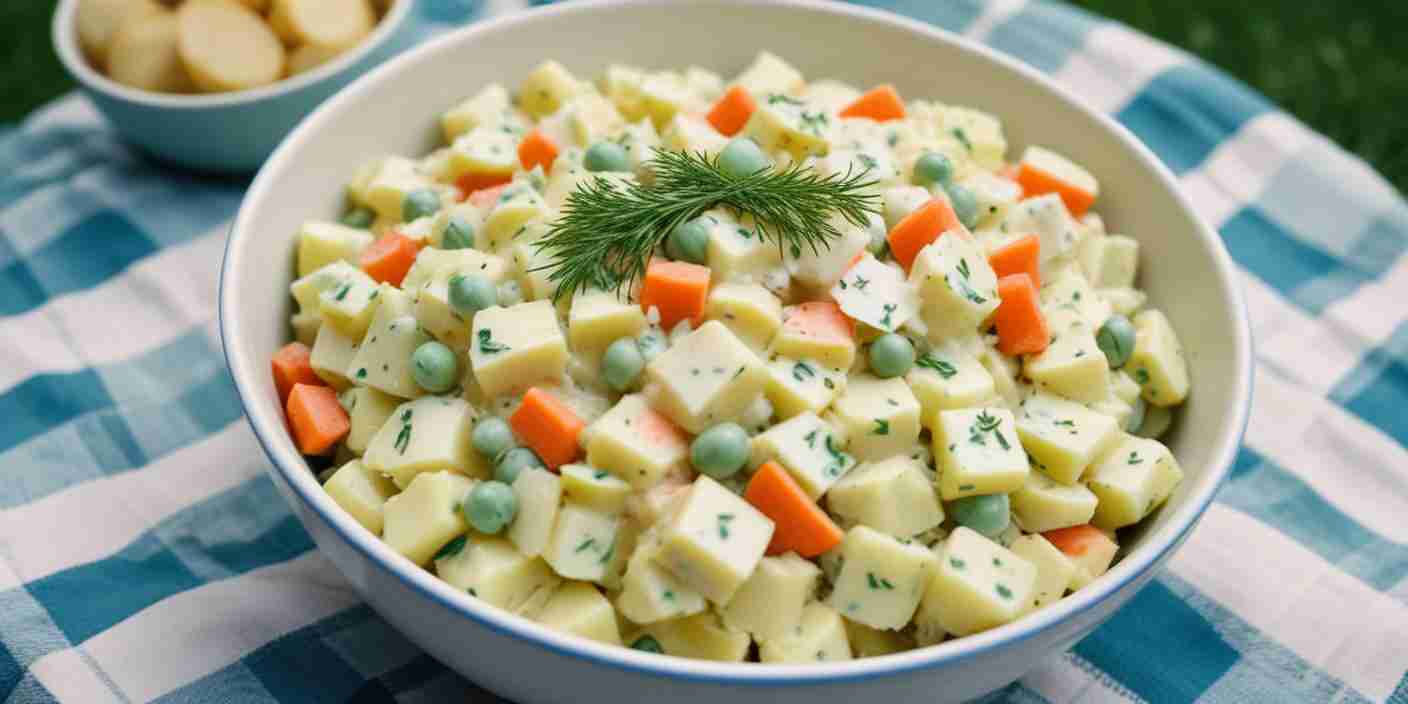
<box><xmin>220</xmin><ymin>1</ymin><xmax>1253</xmax><ymax>701</ymax></box>
<box><xmin>51</xmin><ymin>0</ymin><xmax>418</xmax><ymax>173</ymax></box>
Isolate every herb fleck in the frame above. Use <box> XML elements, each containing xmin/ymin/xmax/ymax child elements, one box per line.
<box><xmin>873</xmin><ymin>419</ymin><xmax>890</xmax><ymax>435</ymax></box>
<box><xmin>916</xmin><ymin>355</ymin><xmax>958</xmax><ymax>379</ymax></box>
<box><xmin>717</xmin><ymin>513</ymin><xmax>735</xmax><ymax>539</ymax></box>
<box><xmin>434</xmin><ymin>535</ymin><xmax>468</xmax><ymax>561</ymax></box>
<box><xmin>793</xmin><ymin>361</ymin><xmax>816</xmax><ymax>383</ymax></box>
<box><xmin>477</xmin><ymin>328</ymin><xmax>510</xmax><ymax>354</ymax></box>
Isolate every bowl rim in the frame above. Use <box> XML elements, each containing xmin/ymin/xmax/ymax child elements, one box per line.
<box><xmin>220</xmin><ymin>0</ymin><xmax>1253</xmax><ymax>685</ymax></box>
<box><xmin>51</xmin><ymin>0</ymin><xmax>415</xmax><ymax>109</ymax></box>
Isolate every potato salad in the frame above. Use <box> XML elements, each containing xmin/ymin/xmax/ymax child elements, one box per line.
<box><xmin>272</xmin><ymin>52</ymin><xmax>1191</xmax><ymax>662</ymax></box>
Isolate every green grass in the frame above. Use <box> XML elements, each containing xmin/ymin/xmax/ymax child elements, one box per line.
<box><xmin>6</xmin><ymin>1</ymin><xmax>1406</xmax><ymax>193</ymax></box>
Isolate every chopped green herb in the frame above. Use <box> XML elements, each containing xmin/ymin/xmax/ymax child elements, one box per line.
<box><xmin>478</xmin><ymin>328</ymin><xmax>510</xmax><ymax>354</ymax></box>
<box><xmin>951</xmin><ymin>127</ymin><xmax>973</xmax><ymax>153</ymax></box>
<box><xmin>767</xmin><ymin>93</ymin><xmax>804</xmax><ymax>106</ymax></box>
<box><xmin>332</xmin><ymin>283</ymin><xmax>352</xmax><ymax>301</ymax></box>
<box><xmin>433</xmin><ymin>535</ymin><xmax>468</xmax><ymax>560</ymax></box>
<box><xmin>950</xmin><ymin>557</ymin><xmax>966</xmax><ymax>570</ymax></box>
<box><xmin>355</xmin><ymin>368</ymin><xmax>368</xmax><ymax>379</ymax></box>
<box><xmin>804</xmin><ymin>429</ymin><xmax>819</xmax><ymax>449</ymax></box>
<box><xmin>916</xmin><ymin>355</ymin><xmax>958</xmax><ymax>379</ymax></box>
<box><xmin>996</xmin><ymin>583</ymin><xmax>1013</xmax><ymax>599</ymax></box>
<box><xmin>879</xmin><ymin>303</ymin><xmax>897</xmax><ymax>328</ymax></box>
<box><xmin>793</xmin><ymin>361</ymin><xmax>817</xmax><ymax>383</ymax></box>
<box><xmin>1128</xmin><ymin>452</ymin><xmax>1143</xmax><ymax>465</ymax></box>
<box><xmin>852</xmin><ymin>275</ymin><xmax>870</xmax><ymax>291</ymax></box>
<box><xmin>865</xmin><ymin>572</ymin><xmax>894</xmax><ymax>590</ymax></box>
<box><xmin>957</xmin><ymin>258</ymin><xmax>971</xmax><ymax>280</ymax></box>
<box><xmin>873</xmin><ymin>419</ymin><xmax>890</xmax><ymax>435</ymax></box>
<box><xmin>717</xmin><ymin>512</ymin><xmax>735</xmax><ymax>539</ymax></box>
<box><xmin>574</xmin><ymin>537</ymin><xmax>598</xmax><ymax>553</ymax></box>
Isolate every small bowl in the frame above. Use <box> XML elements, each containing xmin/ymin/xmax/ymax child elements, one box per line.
<box><xmin>51</xmin><ymin>0</ymin><xmax>418</xmax><ymax>173</ymax></box>
<box><xmin>220</xmin><ymin>1</ymin><xmax>1253</xmax><ymax>701</ymax></box>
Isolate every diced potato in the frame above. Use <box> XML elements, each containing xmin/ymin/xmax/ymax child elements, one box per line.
<box><xmin>1128</xmin><ymin>309</ymin><xmax>1190</xmax><ymax>407</ymax></box>
<box><xmin>800</xmin><ymin>79</ymin><xmax>860</xmax><ymax>112</ymax></box>
<box><xmin>508</xmin><ymin>468</ymin><xmax>562</xmax><ymax>557</ymax></box>
<box><xmin>962</xmin><ymin>171</ymin><xmax>1023</xmax><ymax>229</ymax></box>
<box><xmin>1009</xmin><ymin>535</ymin><xmax>1076</xmax><ymax>610</ymax></box>
<box><xmin>845</xmin><ymin>618</ymin><xmax>916</xmax><ymax>657</ymax></box>
<box><xmin>750</xmin><ymin>412</ymin><xmax>856</xmax><ymax>499</ymax></box>
<box><xmin>564</xmin><ymin>92</ymin><xmax>626</xmax><ymax>147</ymax></box>
<box><xmin>569</xmin><ymin>288</ymin><xmax>646</xmax><ymax>362</ymax></box>
<box><xmin>519</xmin><ymin>60</ymin><xmax>584</xmax><ymax>118</ymax></box>
<box><xmin>1040</xmin><ymin>269</ymin><xmax>1111</xmax><ymax>331</ymax></box>
<box><xmin>1086</xmin><ymin>434</ymin><xmax>1184</xmax><ymax>530</ymax></box>
<box><xmin>482</xmin><ymin>183</ymin><xmax>551</xmax><ymax>253</ymax></box>
<box><xmin>585</xmin><ymin>394</ymin><xmax>689</xmax><ymax>489</ymax></box>
<box><xmin>1002</xmin><ymin>194</ymin><xmax>1081</xmax><ymax>280</ymax></box>
<box><xmin>830</xmin><ymin>375</ymin><xmax>921</xmax><ymax>462</ymax></box>
<box><xmin>440</xmin><ymin>536</ymin><xmax>561</xmax><ymax>614</ymax></box>
<box><xmin>470</xmin><ymin>300</ymin><xmax>569</xmax><ymax>398</ymax></box>
<box><xmin>773</xmin><ymin>302</ymin><xmax>856</xmax><ymax>370</ymax></box>
<box><xmin>363</xmin><ymin>397</ymin><xmax>483</xmax><ymax>487</ymax></box>
<box><xmin>291</xmin><ymin>310</ymin><xmax>320</xmax><ymax>346</ymax></box>
<box><xmin>323</xmin><ymin>459</ymin><xmax>397</xmax><ymax>535</ymax></box>
<box><xmin>706</xmin><ymin>282</ymin><xmax>783</xmax><ymax>353</ymax></box>
<box><xmin>360</xmin><ymin>156</ymin><xmax>436</xmax><ymax>220</ymax></box>
<box><xmin>937</xmin><ymin>106</ymin><xmax>1007</xmax><ymax>170</ymax></box>
<box><xmin>978</xmin><ymin>345</ymin><xmax>1023</xmax><ymax>411</ymax></box>
<box><xmin>827</xmin><ymin>526</ymin><xmax>937</xmax><ymax>630</ymax></box>
<box><xmin>1015</xmin><ymin>393</ymin><xmax>1121</xmax><ymax>484</ymax></box>
<box><xmin>909</xmin><ymin>234</ymin><xmax>1000</xmax><ymax>341</ymax></box>
<box><xmin>402</xmin><ymin>246</ymin><xmax>510</xmax><ymax>293</ymax></box>
<box><xmin>542</xmin><ymin>503</ymin><xmax>620</xmax><ymax>583</ymax></box>
<box><xmin>441</xmin><ymin>82</ymin><xmax>522</xmax><ymax>142</ymax></box>
<box><xmin>909</xmin><ymin>339</ymin><xmax>995</xmax><ymax>419</ymax></box>
<box><xmin>660</xmin><ymin>113</ymin><xmax>729</xmax><ymax>157</ymax></box>
<box><xmin>616</xmin><ymin>531</ymin><xmax>707</xmax><ymax>624</ymax></box>
<box><xmin>1099</xmin><ymin>287</ymin><xmax>1147</xmax><ymax>317</ymax></box>
<box><xmin>917</xmin><ymin>527</ymin><xmax>1037</xmax><ymax>638</ymax></box>
<box><xmin>763</xmin><ymin>356</ymin><xmax>846</xmax><ymax>420</ymax></box>
<box><xmin>1079</xmin><ymin>234</ymin><xmax>1138</xmax><ymax>289</ymax></box>
<box><xmin>1009</xmin><ymin>471</ymin><xmax>1098</xmax><ymax>533</ymax></box>
<box><xmin>339</xmin><ymin>385</ymin><xmax>399</xmax><ymax>455</ymax></box>
<box><xmin>345</xmin><ymin>286</ymin><xmax>425</xmax><ymax>399</ymax></box>
<box><xmin>446</xmin><ymin>126</ymin><xmax>519</xmax><ymax>185</ymax></box>
<box><xmin>559</xmin><ymin>464</ymin><xmax>632</xmax><ymax>514</ymax></box>
<box><xmin>644</xmin><ymin>321</ymin><xmax>768</xmax><ymax>434</ymax></box>
<box><xmin>656</xmin><ymin>477</ymin><xmax>775</xmax><ymax>604</ymax></box>
<box><xmin>932</xmin><ymin>407</ymin><xmax>1028</xmax><ymax>500</ymax></box>
<box><xmin>1024</xmin><ymin>311</ymin><xmax>1110</xmax><ymax>404</ymax></box>
<box><xmin>702</xmin><ymin>211</ymin><xmax>783</xmax><ymax>282</ymax></box>
<box><xmin>600</xmin><ymin>64</ymin><xmax>647</xmax><ymax>120</ymax></box>
<box><xmin>382</xmin><ymin>471</ymin><xmax>474</xmax><ymax>565</ymax></box>
<box><xmin>638</xmin><ymin>71</ymin><xmax>693</xmax><ymax>129</ymax></box>
<box><xmin>535</xmin><ymin>581</ymin><xmax>622</xmax><ymax>645</ymax></box>
<box><xmin>1066</xmin><ymin>529</ymin><xmax>1119</xmax><ymax>590</ymax></box>
<box><xmin>734</xmin><ymin>52</ymin><xmax>805</xmax><ymax>99</ymax></box>
<box><xmin>758</xmin><ymin>602</ymin><xmax>852</xmax><ymax>663</ymax></box>
<box><xmin>785</xmin><ymin>215</ymin><xmax>871</xmax><ymax>290</ymax></box>
<box><xmin>297</xmin><ymin>221</ymin><xmax>373</xmax><ymax>277</ymax></box>
<box><xmin>830</xmin><ymin>254</ymin><xmax>918</xmax><ymax>334</ymax></box>
<box><xmin>721</xmin><ymin>553</ymin><xmax>821</xmax><ymax>642</ymax></box>
<box><xmin>742</xmin><ymin>95</ymin><xmax>834</xmax><ymax>159</ymax></box>
<box><xmin>639</xmin><ymin>611</ymin><xmax>751</xmax><ymax>662</ymax></box>
<box><xmin>309</xmin><ymin>322</ymin><xmax>360</xmax><ymax>391</ymax></box>
<box><xmin>827</xmin><ymin>455</ymin><xmax>943</xmax><ymax>539</ymax></box>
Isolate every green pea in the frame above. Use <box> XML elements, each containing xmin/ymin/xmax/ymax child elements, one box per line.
<box><xmin>441</xmin><ymin>216</ymin><xmax>475</xmax><ymax>250</ymax></box>
<box><xmin>411</xmin><ymin>341</ymin><xmax>458</xmax><ymax>393</ymax></box>
<box><xmin>1125</xmin><ymin>397</ymin><xmax>1147</xmax><ymax>434</ymax></box>
<box><xmin>913</xmin><ymin>152</ymin><xmax>953</xmax><ymax>186</ymax></box>
<box><xmin>472</xmin><ymin>417</ymin><xmax>515</xmax><ymax>460</ymax></box>
<box><xmin>403</xmin><ymin>188</ymin><xmax>442</xmax><ymax>222</ymax></box>
<box><xmin>340</xmin><ymin>207</ymin><xmax>374</xmax><ymax>229</ymax></box>
<box><xmin>943</xmin><ymin>182</ymin><xmax>980</xmax><ymax>229</ymax></box>
<box><xmin>1096</xmin><ymin>315</ymin><xmax>1136</xmax><ymax>368</ymax></box>
<box><xmin>666</xmin><ymin>217</ymin><xmax>710</xmax><ymax>264</ymax></box>
<box><xmin>691</xmin><ymin>423</ymin><xmax>750</xmax><ymax>479</ymax></box>
<box><xmin>465</xmin><ymin>480</ymin><xmax>518</xmax><ymax>534</ymax></box>
<box><xmin>718</xmin><ymin>137</ymin><xmax>770</xmax><ymax>179</ymax></box>
<box><xmin>495</xmin><ymin>447</ymin><xmax>542</xmax><ymax>485</ymax></box>
<box><xmin>1134</xmin><ymin>403</ymin><xmax>1173</xmax><ymax>439</ymax></box>
<box><xmin>584</xmin><ymin>141</ymin><xmax>630</xmax><ymax>172</ymax></box>
<box><xmin>636</xmin><ymin>331</ymin><xmax>667</xmax><ymax>363</ymax></box>
<box><xmin>448</xmin><ymin>274</ymin><xmax>497</xmax><ymax>317</ymax></box>
<box><xmin>869</xmin><ymin>333</ymin><xmax>915</xmax><ymax>378</ymax></box>
<box><xmin>630</xmin><ymin>635</ymin><xmax>663</xmax><ymax>654</ymax></box>
<box><xmin>949</xmin><ymin>493</ymin><xmax>1010</xmax><ymax>538</ymax></box>
<box><xmin>602</xmin><ymin>337</ymin><xmax>645</xmax><ymax>392</ymax></box>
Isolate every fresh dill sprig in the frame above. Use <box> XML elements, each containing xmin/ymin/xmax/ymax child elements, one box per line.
<box><xmin>532</xmin><ymin>149</ymin><xmax>880</xmax><ymax>300</ymax></box>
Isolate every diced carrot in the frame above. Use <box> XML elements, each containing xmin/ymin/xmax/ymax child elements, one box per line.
<box><xmin>465</xmin><ymin>182</ymin><xmax>511</xmax><ymax>209</ymax></box>
<box><xmin>271</xmin><ymin>342</ymin><xmax>321</xmax><ymax>404</ymax></box>
<box><xmin>987</xmin><ymin>234</ymin><xmax>1042</xmax><ymax>289</ymax></box>
<box><xmin>781</xmin><ymin>301</ymin><xmax>853</xmax><ymax>344</ymax></box>
<box><xmin>887</xmin><ymin>198</ymin><xmax>963</xmax><ymax>271</ymax></box>
<box><xmin>745</xmin><ymin>461</ymin><xmax>844</xmax><ymax>558</ymax></box>
<box><xmin>1016</xmin><ymin>161</ymin><xmax>1096</xmax><ymax>217</ymax></box>
<box><xmin>639</xmin><ymin>258</ymin><xmax>710</xmax><ymax>331</ymax></box>
<box><xmin>705</xmin><ymin>85</ymin><xmax>758</xmax><ymax>136</ymax></box>
<box><xmin>838</xmin><ymin>84</ymin><xmax>906</xmax><ymax>122</ymax></box>
<box><xmin>1043</xmin><ymin>524</ymin><xmax>1115</xmax><ymax>559</ymax></box>
<box><xmin>360</xmin><ymin>232</ymin><xmax>421</xmax><ymax>287</ymax></box>
<box><xmin>993</xmin><ymin>273</ymin><xmax>1048</xmax><ymax>356</ymax></box>
<box><xmin>455</xmin><ymin>172</ymin><xmax>513</xmax><ymax>200</ymax></box>
<box><xmin>286</xmin><ymin>383</ymin><xmax>349</xmax><ymax>455</ymax></box>
<box><xmin>517</xmin><ymin>129</ymin><xmax>560</xmax><ymax>172</ymax></box>
<box><xmin>509</xmin><ymin>387</ymin><xmax>586</xmax><ymax>470</ymax></box>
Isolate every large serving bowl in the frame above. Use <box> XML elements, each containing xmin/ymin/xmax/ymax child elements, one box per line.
<box><xmin>220</xmin><ymin>1</ymin><xmax>1253</xmax><ymax>701</ymax></box>
<box><xmin>51</xmin><ymin>0</ymin><xmax>418</xmax><ymax>173</ymax></box>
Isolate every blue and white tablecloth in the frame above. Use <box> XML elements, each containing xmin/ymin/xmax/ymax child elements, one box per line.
<box><xmin>2</xmin><ymin>0</ymin><xmax>1406</xmax><ymax>701</ymax></box>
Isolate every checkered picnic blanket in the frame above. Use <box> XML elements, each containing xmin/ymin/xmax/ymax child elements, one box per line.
<box><xmin>2</xmin><ymin>0</ymin><xmax>1405</xmax><ymax>701</ymax></box>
